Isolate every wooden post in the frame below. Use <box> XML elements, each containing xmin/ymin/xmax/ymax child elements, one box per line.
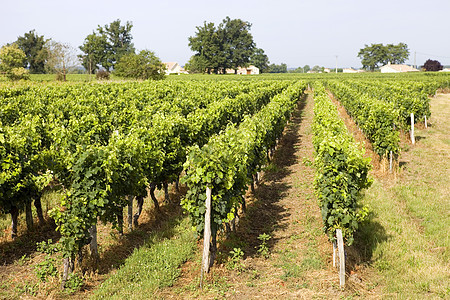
<box><xmin>127</xmin><ymin>196</ymin><xmax>133</xmax><ymax>232</ymax></box>
<box><xmin>336</xmin><ymin>229</ymin><xmax>345</xmax><ymax>288</ymax></box>
<box><xmin>200</xmin><ymin>187</ymin><xmax>212</xmax><ymax>288</ymax></box>
<box><xmin>10</xmin><ymin>206</ymin><xmax>19</xmax><ymax>239</ymax></box>
<box><xmin>332</xmin><ymin>241</ymin><xmax>337</xmax><ymax>268</ymax></box>
<box><xmin>34</xmin><ymin>198</ymin><xmax>45</xmax><ymax>225</ymax></box>
<box><xmin>424</xmin><ymin>115</ymin><xmax>428</xmax><ymax>129</ymax></box>
<box><xmin>175</xmin><ymin>176</ymin><xmax>180</xmax><ymax>192</ymax></box>
<box><xmin>89</xmin><ymin>224</ymin><xmax>98</xmax><ymax>260</ymax></box>
<box><xmin>133</xmin><ymin>195</ymin><xmax>144</xmax><ymax>227</ymax></box>
<box><xmin>164</xmin><ymin>181</ymin><xmax>170</xmax><ymax>203</ymax></box>
<box><xmin>25</xmin><ymin>201</ymin><xmax>33</xmax><ymax>230</ymax></box>
<box><xmin>410</xmin><ymin>113</ymin><xmax>415</xmax><ymax>144</ymax></box>
<box><xmin>389</xmin><ymin>150</ymin><xmax>393</xmax><ymax>173</ymax></box>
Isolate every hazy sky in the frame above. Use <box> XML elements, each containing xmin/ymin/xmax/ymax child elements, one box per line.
<box><xmin>2</xmin><ymin>0</ymin><xmax>449</xmax><ymax>68</ymax></box>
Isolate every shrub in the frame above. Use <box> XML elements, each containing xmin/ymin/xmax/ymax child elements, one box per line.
<box><xmin>96</xmin><ymin>69</ymin><xmax>110</xmax><ymax>80</ymax></box>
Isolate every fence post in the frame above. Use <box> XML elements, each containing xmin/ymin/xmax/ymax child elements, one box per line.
<box><xmin>336</xmin><ymin>229</ymin><xmax>345</xmax><ymax>288</ymax></box>
<box><xmin>410</xmin><ymin>113</ymin><xmax>415</xmax><ymax>144</ymax></box>
<box><xmin>200</xmin><ymin>187</ymin><xmax>212</xmax><ymax>288</ymax></box>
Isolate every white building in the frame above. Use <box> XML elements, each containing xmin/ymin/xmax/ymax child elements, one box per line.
<box><xmin>343</xmin><ymin>68</ymin><xmax>358</xmax><ymax>73</ymax></box>
<box><xmin>164</xmin><ymin>62</ymin><xmax>188</xmax><ymax>75</ymax></box>
<box><xmin>380</xmin><ymin>62</ymin><xmax>419</xmax><ymax>73</ymax></box>
<box><xmin>225</xmin><ymin>65</ymin><xmax>260</xmax><ymax>75</ymax></box>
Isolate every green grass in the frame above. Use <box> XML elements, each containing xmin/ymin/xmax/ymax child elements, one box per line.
<box><xmin>358</xmin><ymin>94</ymin><xmax>450</xmax><ymax>298</ymax></box>
<box><xmin>91</xmin><ymin>216</ymin><xmax>197</xmax><ymax>299</ymax></box>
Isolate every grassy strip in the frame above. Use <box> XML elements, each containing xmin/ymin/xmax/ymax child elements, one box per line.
<box><xmin>359</xmin><ymin>94</ymin><xmax>449</xmax><ymax>297</ymax></box>
<box><xmin>91</xmin><ymin>216</ymin><xmax>197</xmax><ymax>299</ymax></box>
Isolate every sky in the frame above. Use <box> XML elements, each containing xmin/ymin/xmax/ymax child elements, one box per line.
<box><xmin>2</xmin><ymin>0</ymin><xmax>450</xmax><ymax>69</ymax></box>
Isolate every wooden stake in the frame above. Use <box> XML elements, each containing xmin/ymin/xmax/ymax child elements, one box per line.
<box><xmin>127</xmin><ymin>196</ymin><xmax>133</xmax><ymax>232</ymax></box>
<box><xmin>424</xmin><ymin>115</ymin><xmax>428</xmax><ymax>128</ymax></box>
<box><xmin>200</xmin><ymin>187</ymin><xmax>212</xmax><ymax>288</ymax></box>
<box><xmin>410</xmin><ymin>113</ymin><xmax>415</xmax><ymax>144</ymax></box>
<box><xmin>89</xmin><ymin>224</ymin><xmax>98</xmax><ymax>259</ymax></box>
<box><xmin>332</xmin><ymin>241</ymin><xmax>337</xmax><ymax>268</ymax></box>
<box><xmin>389</xmin><ymin>150</ymin><xmax>393</xmax><ymax>173</ymax></box>
<box><xmin>336</xmin><ymin>229</ymin><xmax>345</xmax><ymax>288</ymax></box>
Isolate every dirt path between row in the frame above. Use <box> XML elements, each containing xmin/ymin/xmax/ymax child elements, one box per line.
<box><xmin>157</xmin><ymin>92</ymin><xmax>382</xmax><ymax>299</ymax></box>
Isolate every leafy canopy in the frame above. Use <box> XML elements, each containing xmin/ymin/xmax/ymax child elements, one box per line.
<box><xmin>251</xmin><ymin>48</ymin><xmax>270</xmax><ymax>73</ymax></box>
<box><xmin>79</xmin><ymin>19</ymin><xmax>135</xmax><ymax>72</ymax></box>
<box><xmin>188</xmin><ymin>17</ymin><xmax>256</xmax><ymax>74</ymax></box>
<box><xmin>114</xmin><ymin>50</ymin><xmax>166</xmax><ymax>80</ymax></box>
<box><xmin>0</xmin><ymin>44</ymin><xmax>29</xmax><ymax>80</ymax></box>
<box><xmin>421</xmin><ymin>59</ymin><xmax>443</xmax><ymax>72</ymax></box>
<box><xmin>358</xmin><ymin>43</ymin><xmax>409</xmax><ymax>71</ymax></box>
<box><xmin>16</xmin><ymin>30</ymin><xmax>49</xmax><ymax>74</ymax></box>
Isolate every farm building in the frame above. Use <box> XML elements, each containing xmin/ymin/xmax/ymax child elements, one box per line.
<box><xmin>343</xmin><ymin>68</ymin><xmax>358</xmax><ymax>73</ymax></box>
<box><xmin>225</xmin><ymin>65</ymin><xmax>260</xmax><ymax>75</ymax></box>
<box><xmin>164</xmin><ymin>62</ymin><xmax>188</xmax><ymax>75</ymax></box>
<box><xmin>380</xmin><ymin>62</ymin><xmax>419</xmax><ymax>73</ymax></box>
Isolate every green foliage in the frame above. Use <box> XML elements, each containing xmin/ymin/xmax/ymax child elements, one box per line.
<box><xmin>35</xmin><ymin>257</ymin><xmax>58</xmax><ymax>281</ymax></box>
<box><xmin>339</xmin><ymin>79</ymin><xmax>432</xmax><ymax>128</ymax></box>
<box><xmin>79</xmin><ymin>32</ymin><xmax>109</xmax><ymax>74</ymax></box>
<box><xmin>0</xmin><ymin>44</ymin><xmax>29</xmax><ymax>80</ymax></box>
<box><xmin>185</xmin><ymin>55</ymin><xmax>209</xmax><ymax>74</ymax></box>
<box><xmin>63</xmin><ymin>273</ymin><xmax>84</xmax><ymax>293</ymax></box>
<box><xmin>79</xmin><ymin>19</ymin><xmax>134</xmax><ymax>71</ymax></box>
<box><xmin>227</xmin><ymin>247</ymin><xmax>245</xmax><ymax>271</ymax></box>
<box><xmin>36</xmin><ymin>239</ymin><xmax>61</xmax><ymax>255</ymax></box>
<box><xmin>251</xmin><ymin>48</ymin><xmax>269</xmax><ymax>73</ymax></box>
<box><xmin>327</xmin><ymin>80</ymin><xmax>401</xmax><ymax>157</ymax></box>
<box><xmin>35</xmin><ymin>240</ymin><xmax>61</xmax><ymax>282</ymax></box>
<box><xmin>268</xmin><ymin>63</ymin><xmax>288</xmax><ymax>73</ymax></box>
<box><xmin>256</xmin><ymin>233</ymin><xmax>271</xmax><ymax>258</ymax></box>
<box><xmin>188</xmin><ymin>16</ymin><xmax>255</xmax><ymax>73</ymax></box>
<box><xmin>114</xmin><ymin>50</ymin><xmax>166</xmax><ymax>80</ymax></box>
<box><xmin>182</xmin><ymin>81</ymin><xmax>306</xmax><ymax>244</ymax></box>
<box><xmin>358</xmin><ymin>43</ymin><xmax>409</xmax><ymax>71</ymax></box>
<box><xmin>312</xmin><ymin>82</ymin><xmax>372</xmax><ymax>245</ymax></box>
<box><xmin>92</xmin><ymin>217</ymin><xmax>196</xmax><ymax>298</ymax></box>
<box><xmin>16</xmin><ymin>30</ymin><xmax>49</xmax><ymax>74</ymax></box>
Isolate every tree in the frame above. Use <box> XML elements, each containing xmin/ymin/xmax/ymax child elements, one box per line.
<box><xmin>303</xmin><ymin>65</ymin><xmax>311</xmax><ymax>73</ymax></box>
<box><xmin>386</xmin><ymin>43</ymin><xmax>409</xmax><ymax>64</ymax></box>
<box><xmin>358</xmin><ymin>43</ymin><xmax>387</xmax><ymax>71</ymax></box>
<box><xmin>0</xmin><ymin>44</ymin><xmax>29</xmax><ymax>80</ymax></box>
<box><xmin>220</xmin><ymin>16</ymin><xmax>255</xmax><ymax>72</ymax></box>
<box><xmin>79</xmin><ymin>32</ymin><xmax>109</xmax><ymax>74</ymax></box>
<box><xmin>421</xmin><ymin>59</ymin><xmax>443</xmax><ymax>71</ymax></box>
<box><xmin>185</xmin><ymin>55</ymin><xmax>209</xmax><ymax>73</ymax></box>
<box><xmin>45</xmin><ymin>41</ymin><xmax>79</xmax><ymax>81</ymax></box>
<box><xmin>79</xmin><ymin>19</ymin><xmax>135</xmax><ymax>71</ymax></box>
<box><xmin>268</xmin><ymin>63</ymin><xmax>287</xmax><ymax>73</ymax></box>
<box><xmin>188</xmin><ymin>17</ymin><xmax>256</xmax><ymax>74</ymax></box>
<box><xmin>114</xmin><ymin>50</ymin><xmax>166</xmax><ymax>80</ymax></box>
<box><xmin>251</xmin><ymin>48</ymin><xmax>269</xmax><ymax>73</ymax></box>
<box><xmin>358</xmin><ymin>43</ymin><xmax>409</xmax><ymax>71</ymax></box>
<box><xmin>99</xmin><ymin>19</ymin><xmax>135</xmax><ymax>70</ymax></box>
<box><xmin>188</xmin><ymin>22</ymin><xmax>224</xmax><ymax>74</ymax></box>
<box><xmin>16</xmin><ymin>30</ymin><xmax>49</xmax><ymax>74</ymax></box>
<box><xmin>289</xmin><ymin>67</ymin><xmax>303</xmax><ymax>73</ymax></box>
<box><xmin>312</xmin><ymin>65</ymin><xmax>322</xmax><ymax>73</ymax></box>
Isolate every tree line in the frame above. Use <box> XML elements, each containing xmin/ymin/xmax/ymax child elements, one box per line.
<box><xmin>1</xmin><ymin>20</ymin><xmax>445</xmax><ymax>81</ymax></box>
<box><xmin>0</xmin><ymin>20</ymin><xmax>166</xmax><ymax>81</ymax></box>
